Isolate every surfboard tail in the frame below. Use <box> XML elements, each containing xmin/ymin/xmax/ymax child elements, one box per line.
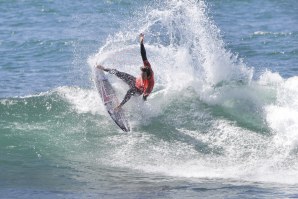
<box><xmin>95</xmin><ymin>68</ymin><xmax>130</xmax><ymax>132</ymax></box>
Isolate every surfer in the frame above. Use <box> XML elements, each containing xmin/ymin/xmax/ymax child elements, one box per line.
<box><xmin>96</xmin><ymin>33</ymin><xmax>154</xmax><ymax>110</ymax></box>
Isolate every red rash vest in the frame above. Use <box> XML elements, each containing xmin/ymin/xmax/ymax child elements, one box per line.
<box><xmin>135</xmin><ymin>60</ymin><xmax>154</xmax><ymax>96</ymax></box>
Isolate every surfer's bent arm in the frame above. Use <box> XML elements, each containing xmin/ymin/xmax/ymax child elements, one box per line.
<box><xmin>143</xmin><ymin>92</ymin><xmax>149</xmax><ymax>101</ymax></box>
<box><xmin>143</xmin><ymin>83</ymin><xmax>153</xmax><ymax>100</ymax></box>
<box><xmin>144</xmin><ymin>80</ymin><xmax>153</xmax><ymax>96</ymax></box>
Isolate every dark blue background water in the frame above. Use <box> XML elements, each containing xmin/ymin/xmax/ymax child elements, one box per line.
<box><xmin>2</xmin><ymin>0</ymin><xmax>296</xmax><ymax>98</ymax></box>
<box><xmin>0</xmin><ymin>1</ymin><xmax>138</xmax><ymax>97</ymax></box>
<box><xmin>211</xmin><ymin>0</ymin><xmax>298</xmax><ymax>78</ymax></box>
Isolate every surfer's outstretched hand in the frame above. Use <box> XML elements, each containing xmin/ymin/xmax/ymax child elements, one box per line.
<box><xmin>139</xmin><ymin>33</ymin><xmax>144</xmax><ymax>43</ymax></box>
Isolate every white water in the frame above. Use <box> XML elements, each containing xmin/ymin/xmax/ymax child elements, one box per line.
<box><xmin>63</xmin><ymin>0</ymin><xmax>298</xmax><ymax>184</ymax></box>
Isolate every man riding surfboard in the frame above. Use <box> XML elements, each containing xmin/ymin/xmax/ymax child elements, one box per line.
<box><xmin>96</xmin><ymin>33</ymin><xmax>154</xmax><ymax>110</ymax></box>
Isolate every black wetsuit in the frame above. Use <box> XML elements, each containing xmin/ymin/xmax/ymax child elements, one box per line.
<box><xmin>108</xmin><ymin>69</ymin><xmax>142</xmax><ymax>106</ymax></box>
<box><xmin>141</xmin><ymin>42</ymin><xmax>147</xmax><ymax>62</ymax></box>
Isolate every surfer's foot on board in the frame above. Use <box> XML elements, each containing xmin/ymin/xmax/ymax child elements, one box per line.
<box><xmin>114</xmin><ymin>104</ymin><xmax>122</xmax><ymax>112</ymax></box>
<box><xmin>96</xmin><ymin>64</ymin><xmax>112</xmax><ymax>72</ymax></box>
<box><xmin>96</xmin><ymin>64</ymin><xmax>105</xmax><ymax>70</ymax></box>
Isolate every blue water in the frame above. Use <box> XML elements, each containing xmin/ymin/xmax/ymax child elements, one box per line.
<box><xmin>1</xmin><ymin>0</ymin><xmax>298</xmax><ymax>198</ymax></box>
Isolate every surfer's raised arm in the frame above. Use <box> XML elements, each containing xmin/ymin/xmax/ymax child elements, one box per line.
<box><xmin>138</xmin><ymin>33</ymin><xmax>154</xmax><ymax>101</ymax></box>
<box><xmin>140</xmin><ymin>33</ymin><xmax>147</xmax><ymax>62</ymax></box>
<box><xmin>140</xmin><ymin>33</ymin><xmax>151</xmax><ymax>69</ymax></box>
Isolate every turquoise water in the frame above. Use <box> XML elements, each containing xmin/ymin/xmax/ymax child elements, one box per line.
<box><xmin>1</xmin><ymin>0</ymin><xmax>298</xmax><ymax>198</ymax></box>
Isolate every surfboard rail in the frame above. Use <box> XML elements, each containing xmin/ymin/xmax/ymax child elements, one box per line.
<box><xmin>94</xmin><ymin>68</ymin><xmax>130</xmax><ymax>132</ymax></box>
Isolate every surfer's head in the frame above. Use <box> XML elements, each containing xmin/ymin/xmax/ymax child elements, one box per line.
<box><xmin>140</xmin><ymin>67</ymin><xmax>151</xmax><ymax>79</ymax></box>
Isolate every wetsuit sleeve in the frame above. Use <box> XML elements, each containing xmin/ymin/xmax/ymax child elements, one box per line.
<box><xmin>141</xmin><ymin>43</ymin><xmax>151</xmax><ymax>68</ymax></box>
<box><xmin>141</xmin><ymin>43</ymin><xmax>147</xmax><ymax>62</ymax></box>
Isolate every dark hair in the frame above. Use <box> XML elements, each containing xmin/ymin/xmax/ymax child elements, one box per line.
<box><xmin>141</xmin><ymin>67</ymin><xmax>151</xmax><ymax>77</ymax></box>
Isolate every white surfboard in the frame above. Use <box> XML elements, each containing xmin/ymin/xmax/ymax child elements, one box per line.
<box><xmin>94</xmin><ymin>68</ymin><xmax>130</xmax><ymax>132</ymax></box>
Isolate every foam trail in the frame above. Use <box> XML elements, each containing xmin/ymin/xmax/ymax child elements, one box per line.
<box><xmin>265</xmin><ymin>75</ymin><xmax>298</xmax><ymax>150</ymax></box>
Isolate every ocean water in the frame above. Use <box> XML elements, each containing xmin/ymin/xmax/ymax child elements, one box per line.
<box><xmin>1</xmin><ymin>0</ymin><xmax>298</xmax><ymax>198</ymax></box>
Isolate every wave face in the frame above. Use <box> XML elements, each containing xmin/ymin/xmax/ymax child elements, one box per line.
<box><xmin>1</xmin><ymin>0</ymin><xmax>298</xmax><ymax>192</ymax></box>
<box><xmin>90</xmin><ymin>0</ymin><xmax>298</xmax><ymax>184</ymax></box>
